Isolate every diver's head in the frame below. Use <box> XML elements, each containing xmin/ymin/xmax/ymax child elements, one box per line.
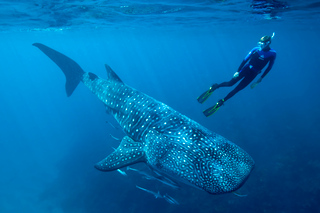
<box><xmin>258</xmin><ymin>32</ymin><xmax>274</xmax><ymax>50</ymax></box>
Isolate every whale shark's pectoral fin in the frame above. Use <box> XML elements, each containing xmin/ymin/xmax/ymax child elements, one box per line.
<box><xmin>94</xmin><ymin>136</ymin><xmax>145</xmax><ymax>171</ymax></box>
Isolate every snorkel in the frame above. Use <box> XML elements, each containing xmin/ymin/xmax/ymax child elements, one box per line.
<box><xmin>271</xmin><ymin>32</ymin><xmax>275</xmax><ymax>39</ymax></box>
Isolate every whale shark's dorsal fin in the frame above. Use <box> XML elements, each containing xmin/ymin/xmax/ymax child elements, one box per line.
<box><xmin>105</xmin><ymin>64</ymin><xmax>123</xmax><ymax>83</ymax></box>
<box><xmin>94</xmin><ymin>136</ymin><xmax>145</xmax><ymax>171</ymax></box>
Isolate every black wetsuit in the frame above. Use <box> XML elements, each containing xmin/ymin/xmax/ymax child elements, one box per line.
<box><xmin>218</xmin><ymin>46</ymin><xmax>276</xmax><ymax>101</ymax></box>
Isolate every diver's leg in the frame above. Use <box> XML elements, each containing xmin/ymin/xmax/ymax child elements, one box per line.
<box><xmin>216</xmin><ymin>66</ymin><xmax>250</xmax><ymax>88</ymax></box>
<box><xmin>217</xmin><ymin>77</ymin><xmax>239</xmax><ymax>87</ymax></box>
<box><xmin>202</xmin><ymin>72</ymin><xmax>248</xmax><ymax>116</ymax></box>
<box><xmin>223</xmin><ymin>73</ymin><xmax>257</xmax><ymax>102</ymax></box>
<box><xmin>203</xmin><ymin>67</ymin><xmax>255</xmax><ymax>116</ymax></box>
<box><xmin>198</xmin><ymin>74</ymin><xmax>242</xmax><ymax>104</ymax></box>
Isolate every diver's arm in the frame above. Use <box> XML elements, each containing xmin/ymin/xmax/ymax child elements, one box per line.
<box><xmin>238</xmin><ymin>47</ymin><xmax>259</xmax><ymax>71</ymax></box>
<box><xmin>261</xmin><ymin>54</ymin><xmax>276</xmax><ymax>79</ymax></box>
<box><xmin>235</xmin><ymin>48</ymin><xmax>257</xmax><ymax>78</ymax></box>
<box><xmin>237</xmin><ymin>60</ymin><xmax>247</xmax><ymax>72</ymax></box>
<box><xmin>250</xmin><ymin>53</ymin><xmax>276</xmax><ymax>89</ymax></box>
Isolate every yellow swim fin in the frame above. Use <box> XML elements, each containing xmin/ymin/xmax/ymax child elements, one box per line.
<box><xmin>197</xmin><ymin>84</ymin><xmax>218</xmax><ymax>104</ymax></box>
<box><xmin>203</xmin><ymin>99</ymin><xmax>224</xmax><ymax>117</ymax></box>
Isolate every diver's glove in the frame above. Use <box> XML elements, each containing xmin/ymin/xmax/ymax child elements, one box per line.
<box><xmin>233</xmin><ymin>72</ymin><xmax>239</xmax><ymax>78</ymax></box>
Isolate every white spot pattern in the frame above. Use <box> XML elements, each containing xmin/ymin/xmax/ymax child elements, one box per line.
<box><xmin>82</xmin><ymin>72</ymin><xmax>254</xmax><ymax>194</ymax></box>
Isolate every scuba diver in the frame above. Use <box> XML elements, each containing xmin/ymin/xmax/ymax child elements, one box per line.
<box><xmin>197</xmin><ymin>33</ymin><xmax>276</xmax><ymax>117</ymax></box>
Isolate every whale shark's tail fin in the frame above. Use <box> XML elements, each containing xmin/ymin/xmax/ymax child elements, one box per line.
<box><xmin>33</xmin><ymin>43</ymin><xmax>85</xmax><ymax>97</ymax></box>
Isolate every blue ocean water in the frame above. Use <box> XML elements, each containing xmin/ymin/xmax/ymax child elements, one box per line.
<box><xmin>0</xmin><ymin>0</ymin><xmax>320</xmax><ymax>213</ymax></box>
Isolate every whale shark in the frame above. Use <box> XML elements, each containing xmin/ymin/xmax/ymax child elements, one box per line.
<box><xmin>33</xmin><ymin>43</ymin><xmax>254</xmax><ymax>194</ymax></box>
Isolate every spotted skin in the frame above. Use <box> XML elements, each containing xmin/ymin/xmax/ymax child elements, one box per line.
<box><xmin>83</xmin><ymin>69</ymin><xmax>254</xmax><ymax>194</ymax></box>
<box><xmin>33</xmin><ymin>44</ymin><xmax>254</xmax><ymax>194</ymax></box>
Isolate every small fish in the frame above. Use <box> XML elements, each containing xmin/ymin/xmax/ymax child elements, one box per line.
<box><xmin>136</xmin><ymin>185</ymin><xmax>179</xmax><ymax>205</ymax></box>
<box><xmin>127</xmin><ymin>166</ymin><xmax>151</xmax><ymax>176</ymax></box>
<box><xmin>143</xmin><ymin>176</ymin><xmax>180</xmax><ymax>190</ymax></box>
<box><xmin>232</xmin><ymin>192</ymin><xmax>248</xmax><ymax>197</ymax></box>
<box><xmin>117</xmin><ymin>169</ymin><xmax>127</xmax><ymax>176</ymax></box>
<box><xmin>110</xmin><ymin>134</ymin><xmax>120</xmax><ymax>141</ymax></box>
<box><xmin>128</xmin><ymin>167</ymin><xmax>180</xmax><ymax>189</ymax></box>
<box><xmin>105</xmin><ymin>121</ymin><xmax>118</xmax><ymax>129</ymax></box>
<box><xmin>163</xmin><ymin>194</ymin><xmax>180</xmax><ymax>205</ymax></box>
<box><xmin>136</xmin><ymin>185</ymin><xmax>162</xmax><ymax>199</ymax></box>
